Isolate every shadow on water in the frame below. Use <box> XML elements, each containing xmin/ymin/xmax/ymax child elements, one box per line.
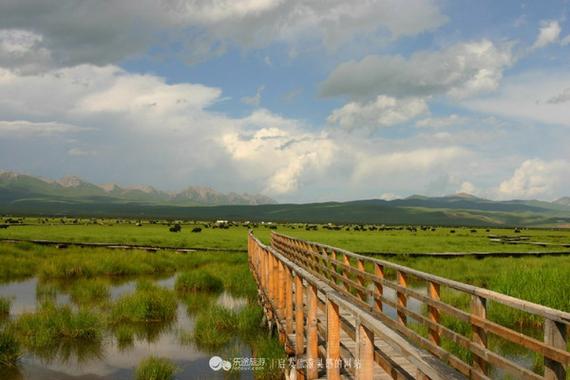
<box><xmin>0</xmin><ymin>274</ymin><xmax>255</xmax><ymax>380</ymax></box>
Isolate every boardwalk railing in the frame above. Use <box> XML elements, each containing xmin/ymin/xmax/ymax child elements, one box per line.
<box><xmin>248</xmin><ymin>231</ymin><xmax>570</xmax><ymax>379</ymax></box>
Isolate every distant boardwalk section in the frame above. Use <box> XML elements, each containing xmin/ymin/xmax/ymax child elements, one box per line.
<box><xmin>248</xmin><ymin>232</ymin><xmax>570</xmax><ymax>380</ymax></box>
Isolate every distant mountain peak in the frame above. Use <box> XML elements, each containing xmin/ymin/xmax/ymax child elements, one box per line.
<box><xmin>447</xmin><ymin>192</ymin><xmax>480</xmax><ymax>199</ymax></box>
<box><xmin>0</xmin><ymin>171</ymin><xmax>276</xmax><ymax>206</ymax></box>
<box><xmin>554</xmin><ymin>196</ymin><xmax>570</xmax><ymax>206</ymax></box>
<box><xmin>57</xmin><ymin>176</ymin><xmax>85</xmax><ymax>188</ymax></box>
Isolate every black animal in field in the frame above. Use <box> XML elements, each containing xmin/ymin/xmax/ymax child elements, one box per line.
<box><xmin>169</xmin><ymin>223</ymin><xmax>182</xmax><ymax>232</ymax></box>
<box><xmin>192</xmin><ymin>227</ymin><xmax>202</xmax><ymax>233</ymax></box>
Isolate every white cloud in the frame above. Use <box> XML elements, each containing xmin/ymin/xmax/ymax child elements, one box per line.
<box><xmin>497</xmin><ymin>159</ymin><xmax>570</xmax><ymax>200</ymax></box>
<box><xmin>320</xmin><ymin>39</ymin><xmax>513</xmax><ymax>100</ymax></box>
<box><xmin>241</xmin><ymin>85</ymin><xmax>265</xmax><ymax>107</ymax></box>
<box><xmin>464</xmin><ymin>71</ymin><xmax>570</xmax><ymax>126</ymax></box>
<box><xmin>68</xmin><ymin>147</ymin><xmax>96</xmax><ymax>156</ymax></box>
<box><xmin>352</xmin><ymin>146</ymin><xmax>468</xmax><ymax>181</ymax></box>
<box><xmin>327</xmin><ymin>96</ymin><xmax>428</xmax><ymax>130</ymax></box>
<box><xmin>0</xmin><ymin>120</ymin><xmax>86</xmax><ymax>136</ymax></box>
<box><xmin>0</xmin><ymin>29</ymin><xmax>52</xmax><ymax>73</ymax></box>
<box><xmin>458</xmin><ymin>181</ymin><xmax>477</xmax><ymax>194</ymax></box>
<box><xmin>532</xmin><ymin>20</ymin><xmax>561</xmax><ymax>49</ymax></box>
<box><xmin>561</xmin><ymin>35</ymin><xmax>570</xmax><ymax>46</ymax></box>
<box><xmin>415</xmin><ymin>114</ymin><xmax>468</xmax><ymax>128</ymax></box>
<box><xmin>0</xmin><ymin>0</ymin><xmax>447</xmax><ymax>69</ymax></box>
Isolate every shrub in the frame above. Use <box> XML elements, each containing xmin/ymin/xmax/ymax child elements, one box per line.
<box><xmin>136</xmin><ymin>356</ymin><xmax>177</xmax><ymax>380</ymax></box>
<box><xmin>175</xmin><ymin>271</ymin><xmax>223</xmax><ymax>293</ymax></box>
<box><xmin>193</xmin><ymin>306</ymin><xmax>236</xmax><ymax>350</ymax></box>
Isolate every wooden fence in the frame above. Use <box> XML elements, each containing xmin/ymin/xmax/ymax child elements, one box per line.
<box><xmin>248</xmin><ymin>231</ymin><xmax>570</xmax><ymax>379</ymax></box>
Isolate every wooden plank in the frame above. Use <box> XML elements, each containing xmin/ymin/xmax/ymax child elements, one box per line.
<box><xmin>286</xmin><ymin>266</ymin><xmax>293</xmax><ymax>333</ymax></box>
<box><xmin>374</xmin><ymin>263</ymin><xmax>384</xmax><ymax>312</ymax></box>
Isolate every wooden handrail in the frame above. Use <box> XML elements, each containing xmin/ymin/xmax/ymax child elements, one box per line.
<box><xmin>269</xmin><ymin>232</ymin><xmax>570</xmax><ymax>380</ymax></box>
<box><xmin>248</xmin><ymin>232</ymin><xmax>456</xmax><ymax>380</ymax></box>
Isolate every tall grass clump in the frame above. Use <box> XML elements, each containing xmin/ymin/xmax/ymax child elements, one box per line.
<box><xmin>193</xmin><ymin>305</ymin><xmax>237</xmax><ymax>350</ymax></box>
<box><xmin>0</xmin><ymin>328</ymin><xmax>21</xmax><ymax>367</ymax></box>
<box><xmin>136</xmin><ymin>356</ymin><xmax>177</xmax><ymax>380</ymax></box>
<box><xmin>252</xmin><ymin>336</ymin><xmax>287</xmax><ymax>380</ymax></box>
<box><xmin>0</xmin><ymin>297</ymin><xmax>10</xmax><ymax>319</ymax></box>
<box><xmin>38</xmin><ymin>250</ymin><xmax>177</xmax><ymax>279</ymax></box>
<box><xmin>110</xmin><ymin>284</ymin><xmax>177</xmax><ymax>323</ymax></box>
<box><xmin>70</xmin><ymin>279</ymin><xmax>110</xmax><ymax>305</ymax></box>
<box><xmin>14</xmin><ymin>303</ymin><xmax>103</xmax><ymax>351</ymax></box>
<box><xmin>175</xmin><ymin>271</ymin><xmax>223</xmax><ymax>293</ymax></box>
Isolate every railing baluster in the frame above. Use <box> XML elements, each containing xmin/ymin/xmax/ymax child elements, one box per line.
<box><xmin>374</xmin><ymin>263</ymin><xmax>384</xmax><ymax>312</ymax></box>
<box><xmin>343</xmin><ymin>254</ymin><xmax>351</xmax><ymax>292</ymax></box>
<box><xmin>428</xmin><ymin>281</ymin><xmax>441</xmax><ymax>346</ymax></box>
<box><xmin>285</xmin><ymin>266</ymin><xmax>293</xmax><ymax>333</ymax></box>
<box><xmin>471</xmin><ymin>294</ymin><xmax>488</xmax><ymax>375</ymax></box>
<box><xmin>397</xmin><ymin>270</ymin><xmax>408</xmax><ymax>326</ymax></box>
<box><xmin>356</xmin><ymin>319</ymin><xmax>374</xmax><ymax>379</ymax></box>
<box><xmin>295</xmin><ymin>274</ymin><xmax>304</xmax><ymax>356</ymax></box>
<box><xmin>356</xmin><ymin>258</ymin><xmax>366</xmax><ymax>301</ymax></box>
<box><xmin>544</xmin><ymin>319</ymin><xmax>567</xmax><ymax>380</ymax></box>
<box><xmin>307</xmin><ymin>283</ymin><xmax>319</xmax><ymax>379</ymax></box>
<box><xmin>326</xmin><ymin>298</ymin><xmax>341</xmax><ymax>380</ymax></box>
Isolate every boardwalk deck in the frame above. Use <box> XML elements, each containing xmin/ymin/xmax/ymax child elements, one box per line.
<box><xmin>248</xmin><ymin>232</ymin><xmax>570</xmax><ymax>380</ymax></box>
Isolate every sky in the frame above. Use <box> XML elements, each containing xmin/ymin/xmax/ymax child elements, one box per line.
<box><xmin>0</xmin><ymin>0</ymin><xmax>569</xmax><ymax>203</ymax></box>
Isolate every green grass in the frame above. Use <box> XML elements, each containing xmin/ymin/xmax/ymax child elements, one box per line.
<box><xmin>69</xmin><ymin>279</ymin><xmax>110</xmax><ymax>305</ymax></box>
<box><xmin>136</xmin><ymin>356</ymin><xmax>177</xmax><ymax>380</ymax></box>
<box><xmin>251</xmin><ymin>336</ymin><xmax>288</xmax><ymax>380</ymax></box>
<box><xmin>110</xmin><ymin>283</ymin><xmax>177</xmax><ymax>323</ymax></box>
<box><xmin>14</xmin><ymin>303</ymin><xmax>103</xmax><ymax>351</ymax></box>
<box><xmin>0</xmin><ymin>328</ymin><xmax>21</xmax><ymax>367</ymax></box>
<box><xmin>2</xmin><ymin>221</ymin><xmax>570</xmax><ymax>253</ymax></box>
<box><xmin>0</xmin><ymin>297</ymin><xmax>10</xmax><ymax>318</ymax></box>
<box><xmin>175</xmin><ymin>271</ymin><xmax>223</xmax><ymax>293</ymax></box>
<box><xmin>192</xmin><ymin>305</ymin><xmax>237</xmax><ymax>351</ymax></box>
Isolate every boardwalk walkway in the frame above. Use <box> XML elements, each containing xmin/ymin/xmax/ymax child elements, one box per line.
<box><xmin>248</xmin><ymin>232</ymin><xmax>570</xmax><ymax>380</ymax></box>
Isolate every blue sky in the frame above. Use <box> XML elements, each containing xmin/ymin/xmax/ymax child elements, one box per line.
<box><xmin>0</xmin><ymin>0</ymin><xmax>569</xmax><ymax>202</ymax></box>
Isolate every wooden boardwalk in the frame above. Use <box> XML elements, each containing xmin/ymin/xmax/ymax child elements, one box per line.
<box><xmin>248</xmin><ymin>232</ymin><xmax>570</xmax><ymax>380</ymax></box>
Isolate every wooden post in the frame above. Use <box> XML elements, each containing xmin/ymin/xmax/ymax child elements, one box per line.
<box><xmin>427</xmin><ymin>281</ymin><xmax>441</xmax><ymax>346</ymax></box>
<box><xmin>273</xmin><ymin>256</ymin><xmax>279</xmax><ymax>306</ymax></box>
<box><xmin>278</xmin><ymin>261</ymin><xmax>285</xmax><ymax>315</ymax></box>
<box><xmin>374</xmin><ymin>263</ymin><xmax>384</xmax><ymax>312</ymax></box>
<box><xmin>356</xmin><ymin>320</ymin><xmax>374</xmax><ymax>380</ymax></box>
<box><xmin>285</xmin><ymin>266</ymin><xmax>293</xmax><ymax>333</ymax></box>
<box><xmin>356</xmin><ymin>258</ymin><xmax>366</xmax><ymax>301</ymax></box>
<box><xmin>295</xmin><ymin>274</ymin><xmax>304</xmax><ymax>356</ymax></box>
<box><xmin>544</xmin><ymin>319</ymin><xmax>567</xmax><ymax>380</ymax></box>
<box><xmin>471</xmin><ymin>295</ymin><xmax>488</xmax><ymax>375</ymax></box>
<box><xmin>343</xmin><ymin>255</ymin><xmax>351</xmax><ymax>292</ymax></box>
<box><xmin>326</xmin><ymin>298</ymin><xmax>341</xmax><ymax>380</ymax></box>
<box><xmin>397</xmin><ymin>271</ymin><xmax>408</xmax><ymax>326</ymax></box>
<box><xmin>307</xmin><ymin>283</ymin><xmax>319</xmax><ymax>379</ymax></box>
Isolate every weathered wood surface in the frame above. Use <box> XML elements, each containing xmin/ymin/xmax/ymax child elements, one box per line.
<box><xmin>250</xmin><ymin>232</ymin><xmax>570</xmax><ymax>380</ymax></box>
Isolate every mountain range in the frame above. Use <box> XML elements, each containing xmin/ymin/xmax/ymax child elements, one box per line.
<box><xmin>0</xmin><ymin>171</ymin><xmax>276</xmax><ymax>206</ymax></box>
<box><xmin>1</xmin><ymin>171</ymin><xmax>570</xmax><ymax>227</ymax></box>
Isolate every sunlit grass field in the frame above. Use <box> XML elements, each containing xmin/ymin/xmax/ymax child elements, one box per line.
<box><xmin>1</xmin><ymin>217</ymin><xmax>569</xmax><ymax>253</ymax></box>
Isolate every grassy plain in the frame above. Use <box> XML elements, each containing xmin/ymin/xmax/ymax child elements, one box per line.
<box><xmin>1</xmin><ymin>218</ymin><xmax>570</xmax><ymax>253</ymax></box>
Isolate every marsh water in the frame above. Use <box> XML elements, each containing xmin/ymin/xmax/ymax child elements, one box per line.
<box><xmin>0</xmin><ymin>275</ymin><xmax>253</xmax><ymax>380</ymax></box>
